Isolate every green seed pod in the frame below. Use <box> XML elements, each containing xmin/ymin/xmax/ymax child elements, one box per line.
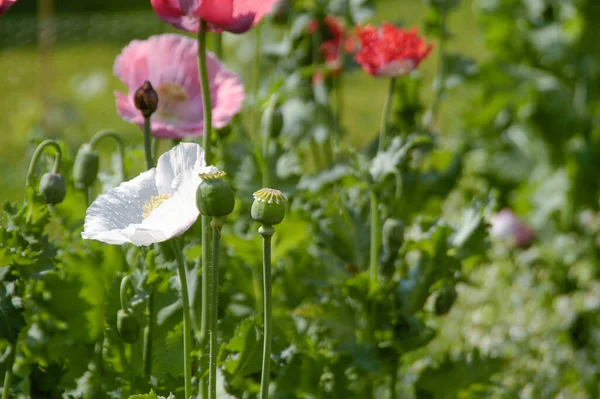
<box><xmin>434</xmin><ymin>284</ymin><xmax>457</xmax><ymax>315</ymax></box>
<box><xmin>73</xmin><ymin>144</ymin><xmax>100</xmax><ymax>189</ymax></box>
<box><xmin>39</xmin><ymin>172</ymin><xmax>66</xmax><ymax>205</ymax></box>
<box><xmin>117</xmin><ymin>309</ymin><xmax>140</xmax><ymax>344</ymax></box>
<box><xmin>196</xmin><ymin>171</ymin><xmax>235</xmax><ymax>217</ymax></box>
<box><xmin>251</xmin><ymin>188</ymin><xmax>287</xmax><ymax>226</ymax></box>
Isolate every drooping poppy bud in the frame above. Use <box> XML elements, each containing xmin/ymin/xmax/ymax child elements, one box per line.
<box><xmin>39</xmin><ymin>172</ymin><xmax>66</xmax><ymax>205</ymax></box>
<box><xmin>196</xmin><ymin>170</ymin><xmax>235</xmax><ymax>217</ymax></box>
<box><xmin>134</xmin><ymin>80</ymin><xmax>159</xmax><ymax>117</ymax></box>
<box><xmin>262</xmin><ymin>106</ymin><xmax>284</xmax><ymax>139</ymax></box>
<box><xmin>251</xmin><ymin>188</ymin><xmax>287</xmax><ymax>226</ymax></box>
<box><xmin>117</xmin><ymin>309</ymin><xmax>140</xmax><ymax>344</ymax></box>
<box><xmin>73</xmin><ymin>143</ymin><xmax>100</xmax><ymax>189</ymax></box>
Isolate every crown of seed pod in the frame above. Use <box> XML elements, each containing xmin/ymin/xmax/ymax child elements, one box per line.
<box><xmin>196</xmin><ymin>170</ymin><xmax>235</xmax><ymax>217</ymax></box>
<box><xmin>134</xmin><ymin>80</ymin><xmax>159</xmax><ymax>117</ymax></box>
<box><xmin>251</xmin><ymin>188</ymin><xmax>287</xmax><ymax>226</ymax></box>
<box><xmin>39</xmin><ymin>172</ymin><xmax>66</xmax><ymax>205</ymax></box>
<box><xmin>73</xmin><ymin>143</ymin><xmax>100</xmax><ymax>189</ymax></box>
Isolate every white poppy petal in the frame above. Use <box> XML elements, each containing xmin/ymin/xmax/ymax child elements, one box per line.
<box><xmin>156</xmin><ymin>142</ymin><xmax>205</xmax><ymax>193</ymax></box>
<box><xmin>82</xmin><ymin>169</ymin><xmax>159</xmax><ymax>244</ymax></box>
<box><xmin>142</xmin><ymin>170</ymin><xmax>201</xmax><ymax>240</ymax></box>
<box><xmin>122</xmin><ymin>224</ymin><xmax>170</xmax><ymax>246</ymax></box>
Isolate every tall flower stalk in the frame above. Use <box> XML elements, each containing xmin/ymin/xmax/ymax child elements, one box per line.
<box><xmin>196</xmin><ymin>170</ymin><xmax>235</xmax><ymax>399</ymax></box>
<box><xmin>251</xmin><ymin>188</ymin><xmax>287</xmax><ymax>399</ymax></box>
<box><xmin>197</xmin><ymin>19</ymin><xmax>214</xmax><ymax>398</ymax></box>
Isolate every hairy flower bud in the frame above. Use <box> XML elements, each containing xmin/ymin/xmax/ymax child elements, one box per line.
<box><xmin>73</xmin><ymin>144</ymin><xmax>100</xmax><ymax>189</ymax></box>
<box><xmin>251</xmin><ymin>188</ymin><xmax>287</xmax><ymax>226</ymax></box>
<box><xmin>117</xmin><ymin>309</ymin><xmax>140</xmax><ymax>344</ymax></box>
<box><xmin>134</xmin><ymin>80</ymin><xmax>159</xmax><ymax>117</ymax></box>
<box><xmin>196</xmin><ymin>171</ymin><xmax>235</xmax><ymax>217</ymax></box>
<box><xmin>39</xmin><ymin>172</ymin><xmax>66</xmax><ymax>205</ymax></box>
<box><xmin>263</xmin><ymin>106</ymin><xmax>284</xmax><ymax>139</ymax></box>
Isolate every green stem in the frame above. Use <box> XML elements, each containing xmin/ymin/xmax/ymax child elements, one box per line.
<box><xmin>143</xmin><ymin>116</ymin><xmax>154</xmax><ymax>169</ymax></box>
<box><xmin>2</xmin><ymin>343</ymin><xmax>15</xmax><ymax>399</ymax></box>
<box><xmin>143</xmin><ymin>292</ymin><xmax>154</xmax><ymax>379</ymax></box>
<box><xmin>430</xmin><ymin>2</ymin><xmax>448</xmax><ymax>126</ymax></box>
<box><xmin>213</xmin><ymin>33</ymin><xmax>223</xmax><ymax>60</ymax></box>
<box><xmin>130</xmin><ymin>340</ymin><xmax>139</xmax><ymax>395</ymax></box>
<box><xmin>198</xmin><ymin>20</ymin><xmax>213</xmax><ymax>163</ymax></box>
<box><xmin>251</xmin><ymin>24</ymin><xmax>262</xmax><ymax>138</ymax></box>
<box><xmin>389</xmin><ymin>362</ymin><xmax>398</xmax><ymax>399</ymax></box>
<box><xmin>198</xmin><ymin>20</ymin><xmax>214</xmax><ymax>399</ymax></box>
<box><xmin>261</xmin><ymin>95</ymin><xmax>278</xmax><ymax>188</ymax></box>
<box><xmin>369</xmin><ymin>191</ymin><xmax>380</xmax><ymax>289</ymax></box>
<box><xmin>209</xmin><ymin>218</ymin><xmax>223</xmax><ymax>399</ymax></box>
<box><xmin>89</xmin><ymin>129</ymin><xmax>126</xmax><ymax>180</ymax></box>
<box><xmin>119</xmin><ymin>275</ymin><xmax>134</xmax><ymax>311</ymax></box>
<box><xmin>200</xmin><ymin>215</ymin><xmax>210</xmax><ymax>399</ymax></box>
<box><xmin>259</xmin><ymin>225</ymin><xmax>274</xmax><ymax>399</ymax></box>
<box><xmin>378</xmin><ymin>78</ymin><xmax>397</xmax><ymax>153</ymax></box>
<box><xmin>172</xmin><ymin>238</ymin><xmax>192</xmax><ymax>399</ymax></box>
<box><xmin>25</xmin><ymin>139</ymin><xmax>62</xmax><ymax>188</ymax></box>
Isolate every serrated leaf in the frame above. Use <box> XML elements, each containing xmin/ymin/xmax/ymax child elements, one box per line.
<box><xmin>219</xmin><ymin>316</ymin><xmax>262</xmax><ymax>384</ymax></box>
<box><xmin>0</xmin><ymin>295</ymin><xmax>25</xmax><ymax>343</ymax></box>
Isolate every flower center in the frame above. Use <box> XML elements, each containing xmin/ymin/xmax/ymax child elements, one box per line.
<box><xmin>142</xmin><ymin>193</ymin><xmax>172</xmax><ymax>218</ymax></box>
<box><xmin>155</xmin><ymin>82</ymin><xmax>188</xmax><ymax>117</ymax></box>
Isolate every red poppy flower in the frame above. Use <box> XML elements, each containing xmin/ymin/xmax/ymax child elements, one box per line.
<box><xmin>0</xmin><ymin>0</ymin><xmax>17</xmax><ymax>16</ymax></box>
<box><xmin>355</xmin><ymin>23</ymin><xmax>433</xmax><ymax>78</ymax></box>
<box><xmin>150</xmin><ymin>0</ymin><xmax>280</xmax><ymax>34</ymax></box>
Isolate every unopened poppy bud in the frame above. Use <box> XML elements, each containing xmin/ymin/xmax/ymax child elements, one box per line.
<box><xmin>196</xmin><ymin>171</ymin><xmax>235</xmax><ymax>217</ymax></box>
<box><xmin>382</xmin><ymin>218</ymin><xmax>404</xmax><ymax>253</ymax></box>
<box><xmin>262</xmin><ymin>107</ymin><xmax>284</xmax><ymax>139</ymax></box>
<box><xmin>39</xmin><ymin>172</ymin><xmax>66</xmax><ymax>205</ymax></box>
<box><xmin>117</xmin><ymin>309</ymin><xmax>140</xmax><ymax>344</ymax></box>
<box><xmin>251</xmin><ymin>188</ymin><xmax>287</xmax><ymax>226</ymax></box>
<box><xmin>134</xmin><ymin>80</ymin><xmax>159</xmax><ymax>117</ymax></box>
<box><xmin>73</xmin><ymin>144</ymin><xmax>100</xmax><ymax>189</ymax></box>
<box><xmin>434</xmin><ymin>284</ymin><xmax>457</xmax><ymax>315</ymax></box>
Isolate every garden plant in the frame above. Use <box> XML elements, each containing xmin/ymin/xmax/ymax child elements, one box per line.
<box><xmin>2</xmin><ymin>0</ymin><xmax>600</xmax><ymax>398</ymax></box>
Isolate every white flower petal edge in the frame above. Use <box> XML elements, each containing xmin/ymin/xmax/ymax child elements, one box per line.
<box><xmin>82</xmin><ymin>143</ymin><xmax>207</xmax><ymax>246</ymax></box>
<box><xmin>156</xmin><ymin>142</ymin><xmax>206</xmax><ymax>194</ymax></box>
<box><xmin>82</xmin><ymin>169</ymin><xmax>159</xmax><ymax>245</ymax></box>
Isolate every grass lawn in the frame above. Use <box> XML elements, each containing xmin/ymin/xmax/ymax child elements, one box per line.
<box><xmin>0</xmin><ymin>1</ymin><xmax>484</xmax><ymax>202</ymax></box>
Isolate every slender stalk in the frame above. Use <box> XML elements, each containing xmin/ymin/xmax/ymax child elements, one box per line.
<box><xmin>259</xmin><ymin>225</ymin><xmax>274</xmax><ymax>399</ymax></box>
<box><xmin>261</xmin><ymin>95</ymin><xmax>278</xmax><ymax>188</ymax></box>
<box><xmin>430</xmin><ymin>1</ymin><xmax>448</xmax><ymax>126</ymax></box>
<box><xmin>130</xmin><ymin>339</ymin><xmax>139</xmax><ymax>395</ymax></box>
<box><xmin>369</xmin><ymin>191</ymin><xmax>381</xmax><ymax>289</ymax></box>
<box><xmin>198</xmin><ymin>20</ymin><xmax>213</xmax><ymax>163</ymax></box>
<box><xmin>250</xmin><ymin>24</ymin><xmax>263</xmax><ymax>138</ymax></box>
<box><xmin>200</xmin><ymin>215</ymin><xmax>210</xmax><ymax>399</ymax></box>
<box><xmin>142</xmin><ymin>119</ymin><xmax>155</xmax><ymax>379</ymax></box>
<box><xmin>213</xmin><ymin>33</ymin><xmax>223</xmax><ymax>60</ymax></box>
<box><xmin>209</xmin><ymin>218</ymin><xmax>223</xmax><ymax>399</ymax></box>
<box><xmin>378</xmin><ymin>78</ymin><xmax>397</xmax><ymax>153</ymax></box>
<box><xmin>389</xmin><ymin>362</ymin><xmax>398</xmax><ymax>399</ymax></box>
<box><xmin>142</xmin><ymin>290</ymin><xmax>154</xmax><ymax>378</ymax></box>
<box><xmin>172</xmin><ymin>239</ymin><xmax>192</xmax><ymax>399</ymax></box>
<box><xmin>198</xmin><ymin>20</ymin><xmax>214</xmax><ymax>399</ymax></box>
<box><xmin>143</xmin><ymin>116</ymin><xmax>154</xmax><ymax>169</ymax></box>
<box><xmin>25</xmin><ymin>139</ymin><xmax>62</xmax><ymax>188</ymax></box>
<box><xmin>2</xmin><ymin>343</ymin><xmax>15</xmax><ymax>399</ymax></box>
<box><xmin>89</xmin><ymin>129</ymin><xmax>126</xmax><ymax>178</ymax></box>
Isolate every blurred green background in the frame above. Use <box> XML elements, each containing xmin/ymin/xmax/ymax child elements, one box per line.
<box><xmin>0</xmin><ymin>0</ymin><xmax>481</xmax><ymax>202</ymax></box>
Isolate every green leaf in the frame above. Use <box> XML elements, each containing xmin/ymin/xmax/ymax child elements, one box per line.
<box><xmin>415</xmin><ymin>351</ymin><xmax>506</xmax><ymax>399</ymax></box>
<box><xmin>0</xmin><ymin>294</ymin><xmax>25</xmax><ymax>343</ymax></box>
<box><xmin>128</xmin><ymin>389</ymin><xmax>174</xmax><ymax>399</ymax></box>
<box><xmin>219</xmin><ymin>316</ymin><xmax>263</xmax><ymax>385</ymax></box>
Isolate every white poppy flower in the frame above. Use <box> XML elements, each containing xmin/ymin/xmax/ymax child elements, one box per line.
<box><xmin>82</xmin><ymin>142</ymin><xmax>216</xmax><ymax>246</ymax></box>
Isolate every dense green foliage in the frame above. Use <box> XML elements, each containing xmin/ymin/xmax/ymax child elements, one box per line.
<box><xmin>2</xmin><ymin>0</ymin><xmax>600</xmax><ymax>398</ymax></box>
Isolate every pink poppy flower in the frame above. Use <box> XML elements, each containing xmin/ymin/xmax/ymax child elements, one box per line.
<box><xmin>114</xmin><ymin>34</ymin><xmax>244</xmax><ymax>139</ymax></box>
<box><xmin>0</xmin><ymin>0</ymin><xmax>17</xmax><ymax>16</ymax></box>
<box><xmin>150</xmin><ymin>0</ymin><xmax>280</xmax><ymax>34</ymax></box>
<box><xmin>489</xmin><ymin>209</ymin><xmax>534</xmax><ymax>248</ymax></box>
<box><xmin>355</xmin><ymin>23</ymin><xmax>433</xmax><ymax>78</ymax></box>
